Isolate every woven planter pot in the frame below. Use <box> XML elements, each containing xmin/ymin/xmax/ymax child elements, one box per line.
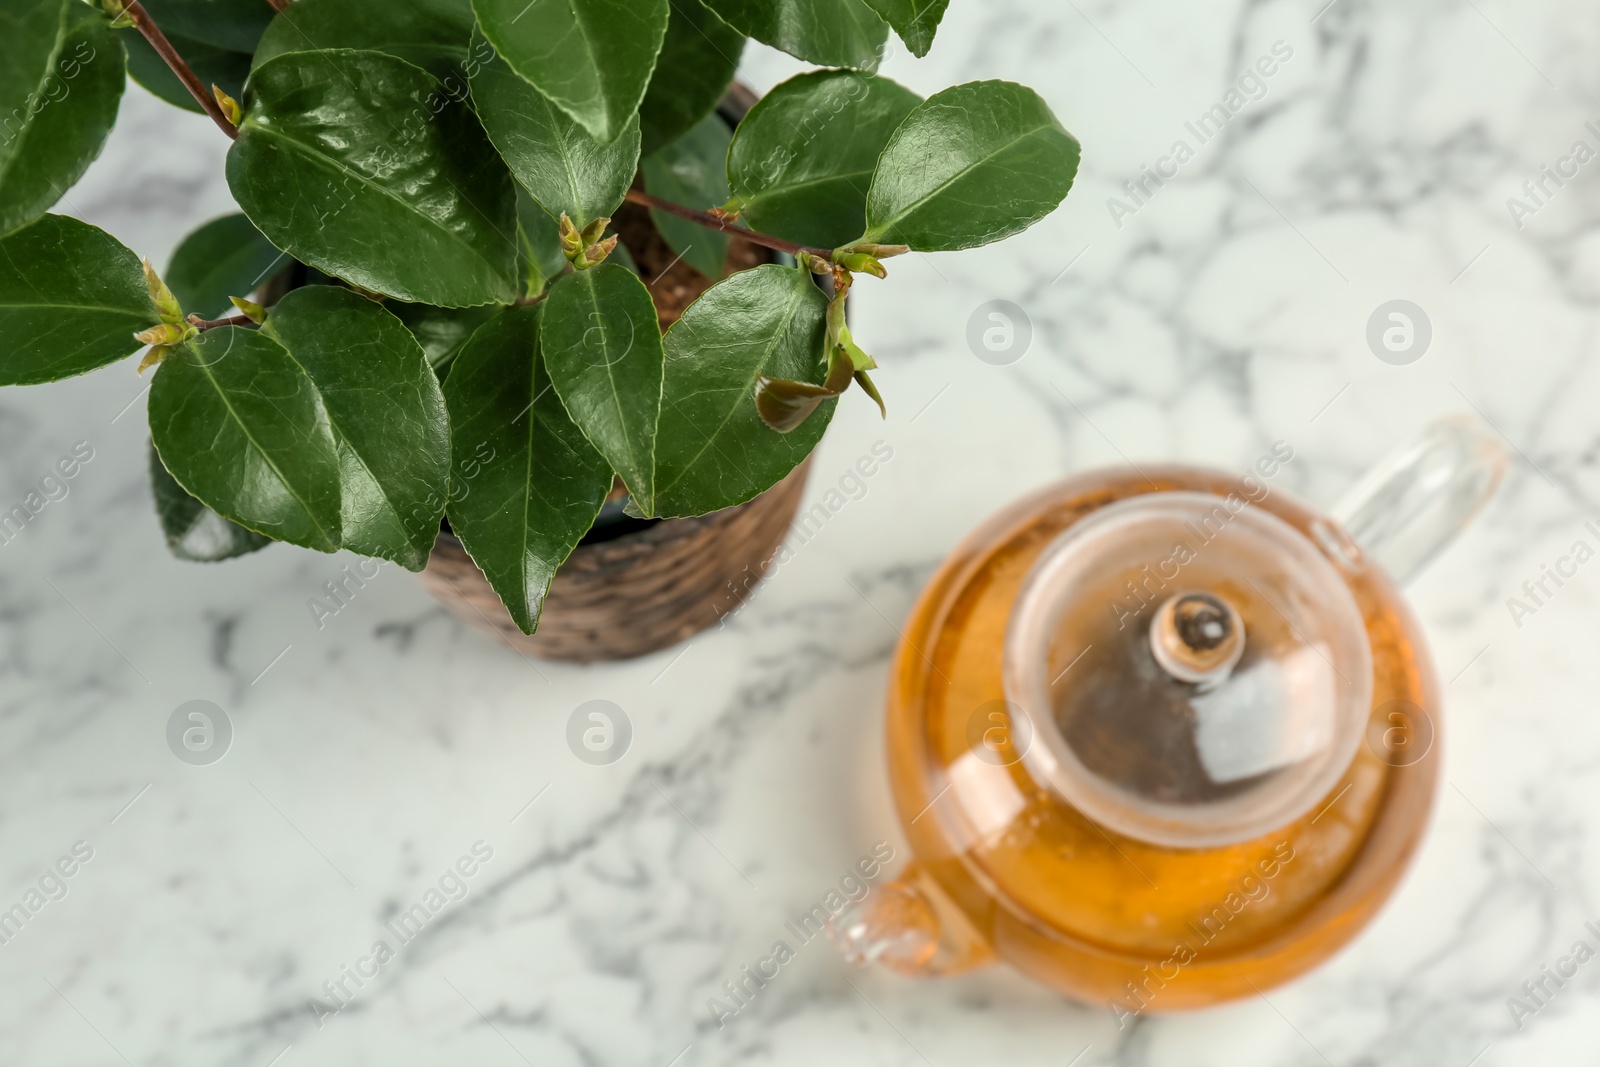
<box><xmin>416</xmin><ymin>460</ymin><xmax>812</xmax><ymax>662</ymax></box>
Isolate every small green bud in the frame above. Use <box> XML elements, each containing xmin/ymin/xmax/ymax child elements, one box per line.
<box><xmin>137</xmin><ymin>346</ymin><xmax>171</xmax><ymax>374</ymax></box>
<box><xmin>559</xmin><ymin>212</ymin><xmax>584</xmax><ymax>257</ymax></box>
<box><xmin>576</xmin><ymin>234</ymin><xmax>618</xmax><ymax>270</ymax></box>
<box><xmin>853</xmin><ymin>369</ymin><xmax>886</xmax><ymax>419</ymax></box>
<box><xmin>561</xmin><ymin>213</ymin><xmax>617</xmax><ymax>269</ymax></box>
<box><xmin>101</xmin><ymin>0</ymin><xmax>135</xmax><ymax>27</ymax></box>
<box><xmin>834</xmin><ymin>252</ymin><xmax>887</xmax><ymax>279</ymax></box>
<box><xmin>837</xmin><ymin>322</ymin><xmax>876</xmax><ymax>372</ymax></box>
<box><xmin>844</xmin><ymin>243</ymin><xmax>910</xmax><ymax>259</ymax></box>
<box><xmin>133</xmin><ymin>315</ymin><xmax>199</xmax><ymax>374</ymax></box>
<box><xmin>134</xmin><ymin>322</ymin><xmax>187</xmax><ymax>347</ymax></box>
<box><xmin>142</xmin><ymin>259</ymin><xmax>183</xmax><ymax>324</ymax></box>
<box><xmin>213</xmin><ymin>85</ymin><xmax>242</xmax><ymax>127</ymax></box>
<box><xmin>796</xmin><ymin>251</ymin><xmax>833</xmax><ymax>276</ymax></box>
<box><xmin>229</xmin><ymin>296</ymin><xmax>266</xmax><ymax>323</ymax></box>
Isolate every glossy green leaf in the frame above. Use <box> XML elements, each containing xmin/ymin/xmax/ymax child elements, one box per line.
<box><xmin>390</xmin><ymin>301</ymin><xmax>498</xmax><ymax>378</ymax></box>
<box><xmin>471</xmin><ymin>0</ymin><xmax>668</xmax><ymax>143</ymax></box>
<box><xmin>165</xmin><ymin>213</ymin><xmax>285</xmax><ymax>320</ymax></box>
<box><xmin>148</xmin><ymin>328</ymin><xmax>342</xmax><ymax>552</ymax></box>
<box><xmin>0</xmin><ymin>214</ymin><xmax>157</xmax><ymax>385</ymax></box>
<box><xmin>639</xmin><ymin>1</ymin><xmax>744</xmax><ymax>154</ymax></box>
<box><xmin>443</xmin><ymin>307</ymin><xmax>611</xmax><ymax>634</ymax></box>
<box><xmin>227</xmin><ymin>49</ymin><xmax>519</xmax><ymax>307</ymax></box>
<box><xmin>860</xmin><ymin>0</ymin><xmax>948</xmax><ymax>57</ymax></box>
<box><xmin>861</xmin><ymin>80</ymin><xmax>1080</xmax><ymax>252</ymax></box>
<box><xmin>262</xmin><ymin>286</ymin><xmax>450</xmax><ymax>570</ymax></box>
<box><xmin>654</xmin><ymin>265</ymin><xmax>831</xmax><ymax>516</ymax></box>
<box><xmin>253</xmin><ymin>0</ymin><xmax>476</xmax><ymax>81</ymax></box>
<box><xmin>0</xmin><ymin>0</ymin><xmax>124</xmax><ymax>237</ymax></box>
<box><xmin>469</xmin><ymin>28</ymin><xmax>640</xmax><ymax>229</ymax></box>
<box><xmin>148</xmin><ymin>439</ymin><xmax>270</xmax><ymax>562</ymax></box>
<box><xmin>123</xmin><ymin>30</ymin><xmax>251</xmax><ymax>115</ymax></box>
<box><xmin>541</xmin><ymin>264</ymin><xmax>663</xmax><ymax>515</ymax></box>
<box><xmin>726</xmin><ymin>69</ymin><xmax>919</xmax><ymax>250</ymax></box>
<box><xmin>642</xmin><ymin>112</ymin><xmax>731</xmax><ymax>281</ymax></box>
<box><xmin>701</xmin><ymin>0</ymin><xmax>887</xmax><ymax>70</ymax></box>
<box><xmin>515</xmin><ymin>189</ymin><xmax>566</xmax><ymax>298</ymax></box>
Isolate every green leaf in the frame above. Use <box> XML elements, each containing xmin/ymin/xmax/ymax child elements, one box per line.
<box><xmin>227</xmin><ymin>49</ymin><xmax>519</xmax><ymax>307</ymax></box>
<box><xmin>165</xmin><ymin>213</ymin><xmax>285</xmax><ymax>320</ymax></box>
<box><xmin>515</xmin><ymin>189</ymin><xmax>566</xmax><ymax>298</ymax></box>
<box><xmin>261</xmin><ymin>287</ymin><xmax>451</xmax><ymax>570</ymax></box>
<box><xmin>135</xmin><ymin>0</ymin><xmax>274</xmax><ymax>53</ymax></box>
<box><xmin>148</xmin><ymin>439</ymin><xmax>270</xmax><ymax>562</ymax></box>
<box><xmin>641</xmin><ymin>112</ymin><xmax>731</xmax><ymax>281</ymax></box>
<box><xmin>541</xmin><ymin>264</ymin><xmax>663</xmax><ymax>515</ymax></box>
<box><xmin>443</xmin><ymin>307</ymin><xmax>611</xmax><ymax>634</ymax></box>
<box><xmin>701</xmin><ymin>0</ymin><xmax>887</xmax><ymax>70</ymax></box>
<box><xmin>148</xmin><ymin>328</ymin><xmax>342</xmax><ymax>553</ymax></box>
<box><xmin>0</xmin><ymin>214</ymin><xmax>158</xmax><ymax>385</ymax></box>
<box><xmin>859</xmin><ymin>0</ymin><xmax>948</xmax><ymax>57</ymax></box>
<box><xmin>123</xmin><ymin>30</ymin><xmax>251</xmax><ymax>115</ymax></box>
<box><xmin>861</xmin><ymin>80</ymin><xmax>1080</xmax><ymax>252</ymax></box>
<box><xmin>0</xmin><ymin>0</ymin><xmax>124</xmax><ymax>237</ymax></box>
<box><xmin>469</xmin><ymin>28</ymin><xmax>640</xmax><ymax>229</ymax></box>
<box><xmin>390</xmin><ymin>301</ymin><xmax>498</xmax><ymax>379</ymax></box>
<box><xmin>639</xmin><ymin>0</ymin><xmax>744</xmax><ymax>155</ymax></box>
<box><xmin>471</xmin><ymin>0</ymin><xmax>669</xmax><ymax>143</ymax></box>
<box><xmin>253</xmin><ymin>0</ymin><xmax>476</xmax><ymax>81</ymax></box>
<box><xmin>726</xmin><ymin>69</ymin><xmax>919</xmax><ymax>250</ymax></box>
<box><xmin>654</xmin><ymin>265</ymin><xmax>831</xmax><ymax>516</ymax></box>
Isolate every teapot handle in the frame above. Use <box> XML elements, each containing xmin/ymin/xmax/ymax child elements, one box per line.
<box><xmin>1319</xmin><ymin>414</ymin><xmax>1509</xmax><ymax>586</ymax></box>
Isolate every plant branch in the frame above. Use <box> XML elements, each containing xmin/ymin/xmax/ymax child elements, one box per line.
<box><xmin>119</xmin><ymin>0</ymin><xmax>239</xmax><ymax>138</ymax></box>
<box><xmin>189</xmin><ymin>313</ymin><xmax>254</xmax><ymax>331</ymax></box>
<box><xmin>623</xmin><ymin>189</ymin><xmax>833</xmax><ymax>262</ymax></box>
<box><xmin>264</xmin><ymin>0</ymin><xmax>290</xmax><ymax>11</ymax></box>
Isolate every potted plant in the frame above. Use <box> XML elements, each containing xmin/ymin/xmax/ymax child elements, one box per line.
<box><xmin>0</xmin><ymin>0</ymin><xmax>1080</xmax><ymax>661</ymax></box>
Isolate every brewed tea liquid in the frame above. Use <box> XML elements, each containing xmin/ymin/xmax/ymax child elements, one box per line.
<box><xmin>885</xmin><ymin>468</ymin><xmax>1440</xmax><ymax>1008</ymax></box>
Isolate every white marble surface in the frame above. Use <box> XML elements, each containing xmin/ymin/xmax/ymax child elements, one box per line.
<box><xmin>5</xmin><ymin>0</ymin><xmax>1600</xmax><ymax>1063</ymax></box>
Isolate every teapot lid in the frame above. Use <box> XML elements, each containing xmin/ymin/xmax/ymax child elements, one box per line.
<box><xmin>1004</xmin><ymin>491</ymin><xmax>1373</xmax><ymax>848</ymax></box>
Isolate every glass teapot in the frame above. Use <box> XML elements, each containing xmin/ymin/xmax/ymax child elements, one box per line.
<box><xmin>829</xmin><ymin>416</ymin><xmax>1507</xmax><ymax>1014</ymax></box>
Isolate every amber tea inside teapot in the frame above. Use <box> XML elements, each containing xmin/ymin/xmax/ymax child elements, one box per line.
<box><xmin>829</xmin><ymin>417</ymin><xmax>1507</xmax><ymax>1014</ymax></box>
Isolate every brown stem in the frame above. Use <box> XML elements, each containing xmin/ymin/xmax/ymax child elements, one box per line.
<box><xmin>121</xmin><ymin>0</ymin><xmax>239</xmax><ymax>138</ymax></box>
<box><xmin>264</xmin><ymin>0</ymin><xmax>289</xmax><ymax>10</ymax></box>
<box><xmin>624</xmin><ymin>189</ymin><xmax>833</xmax><ymax>262</ymax></box>
<box><xmin>189</xmin><ymin>313</ymin><xmax>254</xmax><ymax>331</ymax></box>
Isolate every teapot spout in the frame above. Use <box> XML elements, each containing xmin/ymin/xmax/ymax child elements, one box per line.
<box><xmin>826</xmin><ymin>862</ymin><xmax>995</xmax><ymax>978</ymax></box>
<box><xmin>1321</xmin><ymin>414</ymin><xmax>1509</xmax><ymax>585</ymax></box>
